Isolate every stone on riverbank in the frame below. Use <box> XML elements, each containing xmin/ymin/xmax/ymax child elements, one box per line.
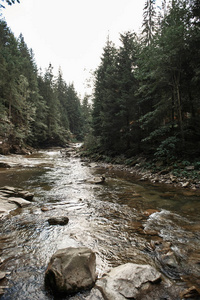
<box><xmin>45</xmin><ymin>247</ymin><xmax>96</xmax><ymax>296</ymax></box>
<box><xmin>88</xmin><ymin>263</ymin><xmax>162</xmax><ymax>300</ymax></box>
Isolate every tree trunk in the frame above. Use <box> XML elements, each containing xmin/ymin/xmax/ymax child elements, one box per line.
<box><xmin>173</xmin><ymin>73</ymin><xmax>185</xmax><ymax>143</ymax></box>
<box><xmin>9</xmin><ymin>94</ymin><xmax>12</xmax><ymax>119</ymax></box>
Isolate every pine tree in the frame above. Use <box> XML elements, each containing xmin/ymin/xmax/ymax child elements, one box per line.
<box><xmin>137</xmin><ymin>0</ymin><xmax>200</xmax><ymax>159</ymax></box>
<box><xmin>38</xmin><ymin>64</ymin><xmax>65</xmax><ymax>146</ymax></box>
<box><xmin>142</xmin><ymin>0</ymin><xmax>156</xmax><ymax>46</ymax></box>
<box><xmin>81</xmin><ymin>94</ymin><xmax>92</xmax><ymax>136</ymax></box>
<box><xmin>116</xmin><ymin>31</ymin><xmax>139</xmax><ymax>152</ymax></box>
<box><xmin>55</xmin><ymin>68</ymin><xmax>69</xmax><ymax>131</ymax></box>
<box><xmin>65</xmin><ymin>83</ymin><xmax>83</xmax><ymax>140</ymax></box>
<box><xmin>92</xmin><ymin>38</ymin><xmax>120</xmax><ymax>153</ymax></box>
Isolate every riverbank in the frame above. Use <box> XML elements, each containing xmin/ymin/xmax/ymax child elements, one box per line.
<box><xmin>79</xmin><ymin>150</ymin><xmax>200</xmax><ymax>192</ymax></box>
<box><xmin>1</xmin><ymin>143</ymin><xmax>200</xmax><ymax>192</ymax></box>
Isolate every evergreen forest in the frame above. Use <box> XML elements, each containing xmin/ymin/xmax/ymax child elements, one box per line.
<box><xmin>91</xmin><ymin>0</ymin><xmax>200</xmax><ymax>163</ymax></box>
<box><xmin>0</xmin><ymin>10</ymin><xmax>91</xmax><ymax>153</ymax></box>
<box><xmin>0</xmin><ymin>0</ymin><xmax>200</xmax><ymax>165</ymax></box>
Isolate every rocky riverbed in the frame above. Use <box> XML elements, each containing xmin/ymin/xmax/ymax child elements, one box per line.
<box><xmin>0</xmin><ymin>146</ymin><xmax>200</xmax><ymax>299</ymax></box>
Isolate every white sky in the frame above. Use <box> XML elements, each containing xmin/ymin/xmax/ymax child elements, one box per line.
<box><xmin>3</xmin><ymin>0</ymin><xmax>146</xmax><ymax>98</ymax></box>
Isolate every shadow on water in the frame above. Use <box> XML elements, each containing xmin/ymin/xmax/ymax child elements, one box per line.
<box><xmin>0</xmin><ymin>147</ymin><xmax>200</xmax><ymax>299</ymax></box>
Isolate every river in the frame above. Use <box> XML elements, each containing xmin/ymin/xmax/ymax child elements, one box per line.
<box><xmin>0</xmin><ymin>145</ymin><xmax>200</xmax><ymax>299</ymax></box>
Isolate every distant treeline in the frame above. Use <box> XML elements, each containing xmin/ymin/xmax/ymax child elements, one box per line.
<box><xmin>91</xmin><ymin>0</ymin><xmax>200</xmax><ymax>161</ymax></box>
<box><xmin>0</xmin><ymin>20</ymin><xmax>91</xmax><ymax>150</ymax></box>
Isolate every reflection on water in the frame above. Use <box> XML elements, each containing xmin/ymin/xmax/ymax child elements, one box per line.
<box><xmin>0</xmin><ymin>147</ymin><xmax>200</xmax><ymax>299</ymax></box>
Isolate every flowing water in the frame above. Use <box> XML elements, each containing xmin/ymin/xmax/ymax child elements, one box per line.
<box><xmin>0</xmin><ymin>145</ymin><xmax>200</xmax><ymax>299</ymax></box>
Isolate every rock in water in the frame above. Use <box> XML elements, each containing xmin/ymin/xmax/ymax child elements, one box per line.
<box><xmin>86</xmin><ymin>176</ymin><xmax>105</xmax><ymax>184</ymax></box>
<box><xmin>45</xmin><ymin>247</ymin><xmax>96</xmax><ymax>296</ymax></box>
<box><xmin>47</xmin><ymin>216</ymin><xmax>69</xmax><ymax>226</ymax></box>
<box><xmin>8</xmin><ymin>197</ymin><xmax>32</xmax><ymax>208</ymax></box>
<box><xmin>94</xmin><ymin>263</ymin><xmax>162</xmax><ymax>300</ymax></box>
<box><xmin>0</xmin><ymin>186</ymin><xmax>34</xmax><ymax>201</ymax></box>
<box><xmin>0</xmin><ymin>162</ymin><xmax>11</xmax><ymax>168</ymax></box>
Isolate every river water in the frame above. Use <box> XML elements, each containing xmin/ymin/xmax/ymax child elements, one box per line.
<box><xmin>0</xmin><ymin>145</ymin><xmax>200</xmax><ymax>299</ymax></box>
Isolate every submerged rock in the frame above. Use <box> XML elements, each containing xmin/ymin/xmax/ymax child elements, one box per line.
<box><xmin>45</xmin><ymin>247</ymin><xmax>96</xmax><ymax>296</ymax></box>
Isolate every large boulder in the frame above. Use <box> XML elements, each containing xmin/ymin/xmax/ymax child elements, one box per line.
<box><xmin>90</xmin><ymin>263</ymin><xmax>162</xmax><ymax>300</ymax></box>
<box><xmin>45</xmin><ymin>247</ymin><xmax>96</xmax><ymax>296</ymax></box>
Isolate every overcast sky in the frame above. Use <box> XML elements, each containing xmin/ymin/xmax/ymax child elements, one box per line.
<box><xmin>3</xmin><ymin>0</ymin><xmax>146</xmax><ymax>98</ymax></box>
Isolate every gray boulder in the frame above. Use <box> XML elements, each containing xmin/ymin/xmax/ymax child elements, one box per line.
<box><xmin>8</xmin><ymin>197</ymin><xmax>32</xmax><ymax>208</ymax></box>
<box><xmin>91</xmin><ymin>263</ymin><xmax>162</xmax><ymax>300</ymax></box>
<box><xmin>0</xmin><ymin>198</ymin><xmax>17</xmax><ymax>217</ymax></box>
<box><xmin>0</xmin><ymin>186</ymin><xmax>34</xmax><ymax>201</ymax></box>
<box><xmin>0</xmin><ymin>186</ymin><xmax>33</xmax><ymax>217</ymax></box>
<box><xmin>45</xmin><ymin>247</ymin><xmax>96</xmax><ymax>296</ymax></box>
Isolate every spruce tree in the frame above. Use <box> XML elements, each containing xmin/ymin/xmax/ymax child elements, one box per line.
<box><xmin>65</xmin><ymin>83</ymin><xmax>83</xmax><ymax>140</ymax></box>
<box><xmin>142</xmin><ymin>0</ymin><xmax>156</xmax><ymax>46</ymax></box>
<box><xmin>92</xmin><ymin>38</ymin><xmax>120</xmax><ymax>154</ymax></box>
<box><xmin>116</xmin><ymin>31</ymin><xmax>139</xmax><ymax>152</ymax></box>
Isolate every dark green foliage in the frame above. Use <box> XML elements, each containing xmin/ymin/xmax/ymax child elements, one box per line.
<box><xmin>92</xmin><ymin>39</ymin><xmax>120</xmax><ymax>154</ymax></box>
<box><xmin>92</xmin><ymin>35</ymin><xmax>140</xmax><ymax>155</ymax></box>
<box><xmin>0</xmin><ymin>20</ymin><xmax>34</xmax><ymax>146</ymax></box>
<box><xmin>0</xmin><ymin>0</ymin><xmax>20</xmax><ymax>9</ymax></box>
<box><xmin>81</xmin><ymin>95</ymin><xmax>92</xmax><ymax>137</ymax></box>
<box><xmin>91</xmin><ymin>0</ymin><xmax>200</xmax><ymax>162</ymax></box>
<box><xmin>65</xmin><ymin>83</ymin><xmax>83</xmax><ymax>140</ymax></box>
<box><xmin>142</xmin><ymin>0</ymin><xmax>156</xmax><ymax>45</ymax></box>
<box><xmin>0</xmin><ymin>20</ymin><xmax>84</xmax><ymax>150</ymax></box>
<box><xmin>116</xmin><ymin>32</ymin><xmax>140</xmax><ymax>152</ymax></box>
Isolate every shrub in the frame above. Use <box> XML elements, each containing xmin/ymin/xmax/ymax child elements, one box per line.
<box><xmin>154</xmin><ymin>136</ymin><xmax>180</xmax><ymax>162</ymax></box>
